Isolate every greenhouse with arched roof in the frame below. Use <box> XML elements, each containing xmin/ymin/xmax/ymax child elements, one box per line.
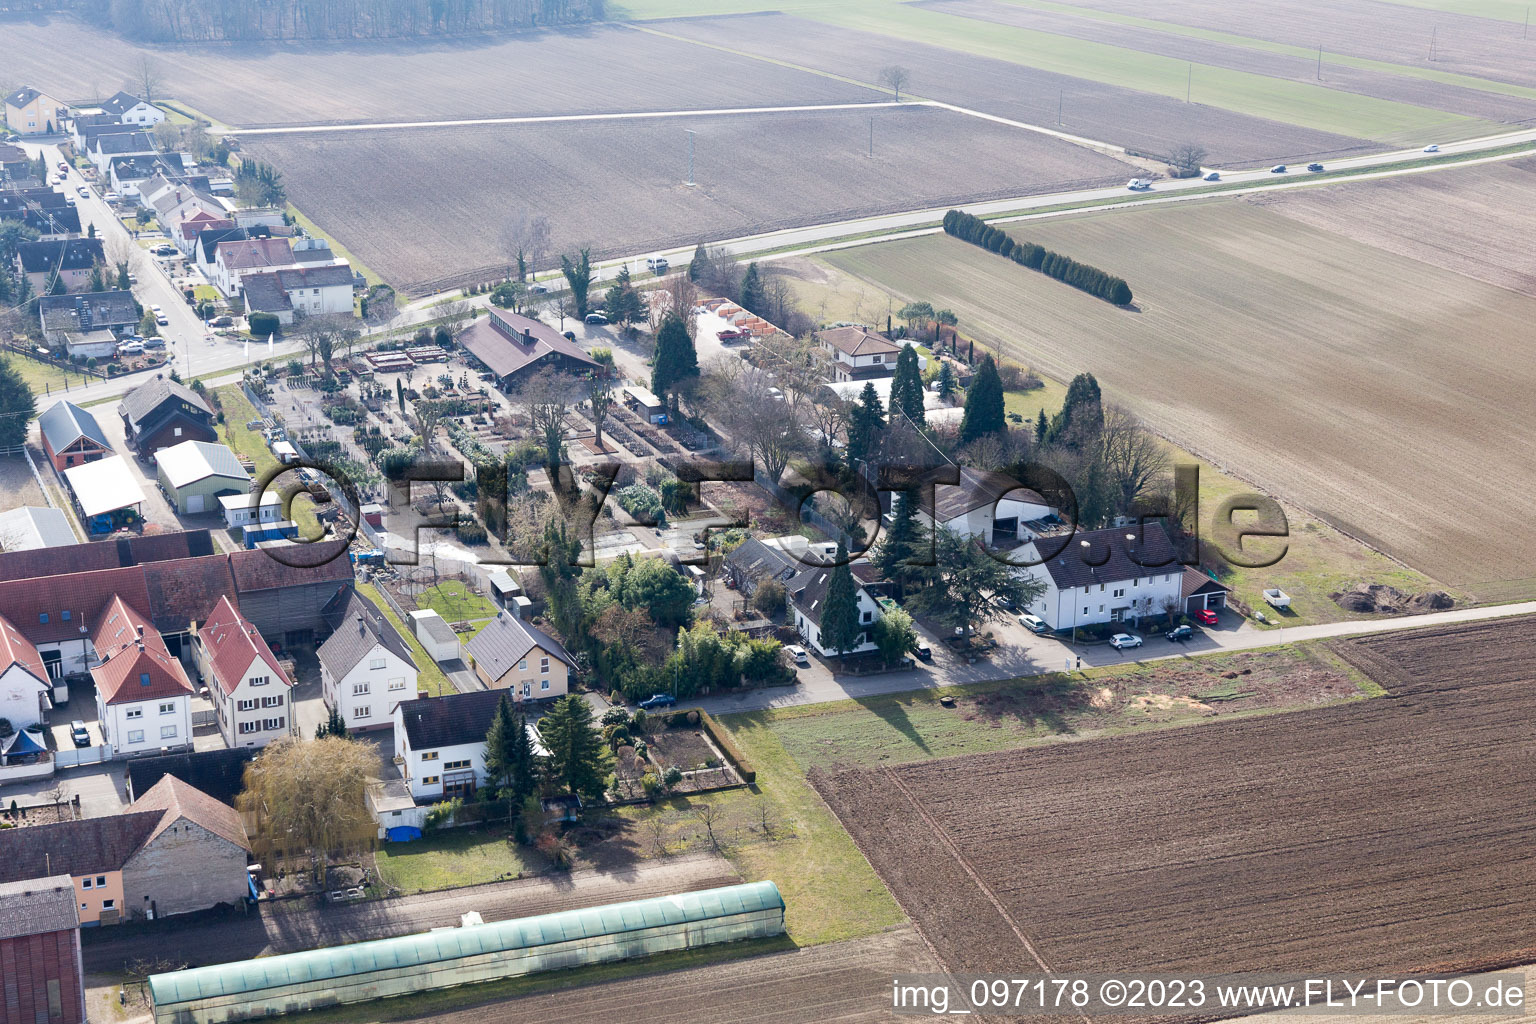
<box><xmin>148</xmin><ymin>881</ymin><xmax>784</xmax><ymax>1023</ymax></box>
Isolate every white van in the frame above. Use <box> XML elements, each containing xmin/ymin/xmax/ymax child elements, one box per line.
<box><xmin>646</xmin><ymin>256</ymin><xmax>670</xmax><ymax>274</ymax></box>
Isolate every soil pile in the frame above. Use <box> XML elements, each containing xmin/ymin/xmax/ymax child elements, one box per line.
<box><xmin>1331</xmin><ymin>584</ymin><xmax>1454</xmax><ymax>614</ymax></box>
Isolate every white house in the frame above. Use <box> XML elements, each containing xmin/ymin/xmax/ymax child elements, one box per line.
<box><xmin>786</xmin><ymin>563</ymin><xmax>883</xmax><ymax>659</ymax></box>
<box><xmin>319</xmin><ymin>589</ymin><xmax>418</xmax><ymax>732</ymax></box>
<box><xmin>218</xmin><ymin>492</ymin><xmax>284</xmax><ymax>530</ymax></box>
<box><xmin>407</xmin><ymin>609</ymin><xmax>460</xmax><ymax>663</ymax></box>
<box><xmin>242</xmin><ymin>265</ymin><xmax>356</xmax><ymax>325</ymax></box>
<box><xmin>211</xmin><ymin>237</ymin><xmax>299</xmax><ymax>298</ymax></box>
<box><xmin>0</xmin><ymin>613</ymin><xmax>52</xmax><ymax>732</ymax></box>
<box><xmin>1017</xmin><ymin>523</ymin><xmax>1186</xmax><ymax>631</ymax></box>
<box><xmin>86</xmin><ymin>130</ymin><xmax>155</xmax><ymax>175</ymax></box>
<box><xmin>91</xmin><ymin>596</ymin><xmax>193</xmax><ymax>758</ymax></box>
<box><xmin>194</xmin><ymin>595</ymin><xmax>292</xmax><ymax>748</ymax></box>
<box><xmin>917</xmin><ymin>467</ymin><xmax>1064</xmax><ymax>551</ymax></box>
<box><xmin>393</xmin><ymin>689</ymin><xmax>544</xmax><ymax>803</ymax></box>
<box><xmin>816</xmin><ymin>326</ymin><xmax>902</xmax><ymax>382</ymax></box>
<box><xmin>99</xmin><ymin>92</ymin><xmax>165</xmax><ymax>127</ymax></box>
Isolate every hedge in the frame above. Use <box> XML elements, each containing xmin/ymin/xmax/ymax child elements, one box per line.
<box><xmin>249</xmin><ymin>311</ymin><xmax>281</xmax><ymax>336</ymax></box>
<box><xmin>660</xmin><ymin>708</ymin><xmax>756</xmax><ymax>784</ymax></box>
<box><xmin>942</xmin><ymin>209</ymin><xmax>1133</xmax><ymax>305</ymax></box>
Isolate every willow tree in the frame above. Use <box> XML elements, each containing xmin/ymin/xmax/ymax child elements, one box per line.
<box><xmin>238</xmin><ymin>736</ymin><xmax>379</xmax><ymax>885</ymax></box>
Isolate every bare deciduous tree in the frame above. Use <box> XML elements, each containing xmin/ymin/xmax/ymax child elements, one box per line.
<box><xmin>588</xmin><ymin>374</ymin><xmax>614</xmax><ymax>452</ymax></box>
<box><xmin>878</xmin><ymin>65</ymin><xmax>911</xmax><ymax>102</ymax></box>
<box><xmin>519</xmin><ymin>368</ymin><xmax>579</xmax><ymax>470</ymax></box>
<box><xmin>501</xmin><ymin>212</ymin><xmax>552</xmax><ymax>281</ymax></box>
<box><xmin>439</xmin><ymin>298</ymin><xmax>472</xmax><ymax>335</ymax></box>
<box><xmin>1168</xmin><ymin>142</ymin><xmax>1209</xmax><ymax>177</ymax></box>
<box><xmin>133</xmin><ymin>56</ymin><xmax>164</xmax><ymax>105</ymax></box>
<box><xmin>1099</xmin><ymin>404</ymin><xmax>1171</xmax><ymax>518</ymax></box>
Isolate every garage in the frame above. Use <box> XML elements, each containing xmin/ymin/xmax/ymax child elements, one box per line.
<box><xmin>1182</xmin><ymin>566</ymin><xmax>1232</xmax><ymax>614</ymax></box>
<box><xmin>154</xmin><ymin>440</ymin><xmax>251</xmax><ymax>516</ymax></box>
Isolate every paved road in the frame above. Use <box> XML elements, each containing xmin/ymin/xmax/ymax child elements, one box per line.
<box><xmin>81</xmin><ymin>852</ymin><xmax>737</xmax><ymax>973</ymax></box>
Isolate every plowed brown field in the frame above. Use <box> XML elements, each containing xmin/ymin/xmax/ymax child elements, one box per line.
<box><xmin>815</xmin><ymin>617</ymin><xmax>1536</xmax><ymax>987</ymax></box>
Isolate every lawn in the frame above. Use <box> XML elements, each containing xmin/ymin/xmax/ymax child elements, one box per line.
<box><xmin>415</xmin><ymin>580</ymin><xmax>498</xmax><ymax>634</ymax></box>
<box><xmin>2</xmin><ymin>353</ymin><xmax>96</xmax><ymax>399</ymax></box>
<box><xmin>213</xmin><ymin>383</ymin><xmax>321</xmax><ymax>539</ymax></box>
<box><xmin>355</xmin><ymin>582</ymin><xmax>455</xmax><ymax>696</ymax></box>
<box><xmin>374</xmin><ymin>826</ymin><xmax>546</xmax><ymax>892</ymax></box>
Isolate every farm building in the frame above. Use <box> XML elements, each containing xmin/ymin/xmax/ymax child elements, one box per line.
<box><xmin>63</xmin><ymin>455</ymin><xmax>145</xmax><ymax>530</ymax></box>
<box><xmin>0</xmin><ymin>876</ymin><xmax>86</xmax><ymax>1024</ymax></box>
<box><xmin>147</xmin><ymin>881</ymin><xmax>785</xmax><ymax>1023</ymax></box>
<box><xmin>155</xmin><ymin>440</ymin><xmax>251</xmax><ymax>515</ymax></box>
<box><xmin>38</xmin><ymin>399</ymin><xmax>113</xmax><ymax>472</ymax></box>
<box><xmin>408</xmin><ymin>608</ymin><xmax>460</xmax><ymax>663</ymax></box>
<box><xmin>0</xmin><ymin>506</ymin><xmax>77</xmax><ymax>551</ymax></box>
<box><xmin>458</xmin><ymin>309</ymin><xmax>599</xmax><ymax>390</ymax></box>
<box><xmin>119</xmin><ymin>377</ymin><xmax>218</xmax><ymax>458</ymax></box>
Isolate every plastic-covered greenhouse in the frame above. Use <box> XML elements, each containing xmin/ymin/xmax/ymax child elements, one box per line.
<box><xmin>148</xmin><ymin>881</ymin><xmax>784</xmax><ymax>1023</ymax></box>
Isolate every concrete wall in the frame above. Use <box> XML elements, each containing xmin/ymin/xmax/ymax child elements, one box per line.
<box><xmin>122</xmin><ymin>819</ymin><xmax>248</xmax><ymax>920</ymax></box>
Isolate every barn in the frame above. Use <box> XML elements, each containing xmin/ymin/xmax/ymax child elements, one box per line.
<box><xmin>148</xmin><ymin>881</ymin><xmax>784</xmax><ymax>1023</ymax></box>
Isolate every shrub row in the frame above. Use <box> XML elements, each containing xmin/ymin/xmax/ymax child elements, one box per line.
<box><xmin>694</xmin><ymin>709</ymin><xmax>755</xmax><ymax>785</ymax></box>
<box><xmin>942</xmin><ymin>209</ymin><xmax>1133</xmax><ymax>305</ymax></box>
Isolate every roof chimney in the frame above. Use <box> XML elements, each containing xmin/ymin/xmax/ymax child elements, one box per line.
<box><xmin>417</xmin><ymin>690</ymin><xmax>430</xmax><ymax>701</ymax></box>
<box><xmin>136</xmin><ymin>624</ymin><xmax>145</xmax><ymax>637</ymax></box>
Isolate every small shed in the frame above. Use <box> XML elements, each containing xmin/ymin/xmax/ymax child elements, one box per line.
<box><xmin>366</xmin><ymin>777</ymin><xmax>427</xmax><ymax>839</ymax></box>
<box><xmin>241</xmin><ymin>521</ymin><xmax>297</xmax><ymax>548</ymax></box>
<box><xmin>624</xmin><ymin>385</ymin><xmax>667</xmax><ymax>424</ymax></box>
<box><xmin>487</xmin><ymin>569</ymin><xmax>522</xmax><ymax>609</ymax></box>
<box><xmin>271</xmin><ymin>440</ymin><xmax>300</xmax><ymax>464</ymax></box>
<box><xmin>219</xmin><ymin>491</ymin><xmax>283</xmax><ymax>529</ymax></box>
<box><xmin>541</xmin><ymin>794</ymin><xmax>582</xmax><ymax>823</ymax></box>
<box><xmin>407</xmin><ymin>609</ymin><xmax>460</xmax><ymax>663</ymax></box>
<box><xmin>359</xmin><ymin>503</ymin><xmax>384</xmax><ymax>528</ymax></box>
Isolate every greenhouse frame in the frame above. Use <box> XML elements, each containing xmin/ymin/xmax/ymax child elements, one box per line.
<box><xmin>148</xmin><ymin>881</ymin><xmax>784</xmax><ymax>1023</ymax></box>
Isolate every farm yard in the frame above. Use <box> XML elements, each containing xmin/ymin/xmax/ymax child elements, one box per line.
<box><xmin>1251</xmin><ymin>155</ymin><xmax>1536</xmax><ymax>299</ymax></box>
<box><xmin>821</xmin><ymin>198</ymin><xmax>1536</xmax><ymax>602</ymax></box>
<box><xmin>243</xmin><ymin>105</ymin><xmax>1139</xmax><ymax>293</ymax></box>
<box><xmin>813</xmin><ymin>617</ymin><xmax>1536</xmax><ymax>984</ymax></box>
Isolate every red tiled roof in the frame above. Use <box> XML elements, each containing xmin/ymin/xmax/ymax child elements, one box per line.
<box><xmin>0</xmin><ymin>565</ymin><xmax>151</xmax><ymax>647</ymax></box>
<box><xmin>131</xmin><ymin>774</ymin><xmax>251</xmax><ymax>853</ymax></box>
<box><xmin>199</xmin><ymin>594</ymin><xmax>286</xmax><ymax>696</ymax></box>
<box><xmin>0</xmin><ymin>612</ymin><xmax>47</xmax><ymax>682</ymax></box>
<box><xmin>90</xmin><ymin>595</ymin><xmax>192</xmax><ymax>705</ymax></box>
<box><xmin>0</xmin><ymin>529</ymin><xmax>214</xmax><ymax>584</ymax></box>
<box><xmin>142</xmin><ymin>554</ymin><xmax>240</xmax><ymax>633</ymax></box>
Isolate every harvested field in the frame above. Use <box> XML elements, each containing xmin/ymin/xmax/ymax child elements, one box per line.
<box><xmin>822</xmin><ymin>200</ymin><xmax>1536</xmax><ymax>600</ymax></box>
<box><xmin>1251</xmin><ymin>155</ymin><xmax>1536</xmax><ymax>298</ymax></box>
<box><xmin>924</xmin><ymin>0</ymin><xmax>1536</xmax><ymax>125</ymax></box>
<box><xmin>814</xmin><ymin>617</ymin><xmax>1536</xmax><ymax>986</ymax></box>
<box><xmin>1060</xmin><ymin>0</ymin><xmax>1536</xmax><ymax>90</ymax></box>
<box><xmin>402</xmin><ymin>926</ymin><xmax>940</xmax><ymax>1024</ymax></box>
<box><xmin>244</xmin><ymin>104</ymin><xmax>1138</xmax><ymax>293</ymax></box>
<box><xmin>0</xmin><ymin>17</ymin><xmax>879</xmax><ymax>126</ymax></box>
<box><xmin>659</xmin><ymin>13</ymin><xmax>1377</xmax><ymax>164</ymax></box>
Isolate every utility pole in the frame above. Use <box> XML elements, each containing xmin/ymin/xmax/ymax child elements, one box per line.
<box><xmin>685</xmin><ymin>129</ymin><xmax>695</xmax><ymax>187</ymax></box>
<box><xmin>1186</xmin><ymin>62</ymin><xmax>1192</xmax><ymax>102</ymax></box>
<box><xmin>868</xmin><ymin>117</ymin><xmax>873</xmax><ymax>158</ymax></box>
<box><xmin>1057</xmin><ymin>89</ymin><xmax>1063</xmax><ymax>126</ymax></box>
<box><xmin>1317</xmin><ymin>43</ymin><xmax>1323</xmax><ymax>80</ymax></box>
<box><xmin>1525</xmin><ymin>5</ymin><xmax>1530</xmax><ymax>39</ymax></box>
<box><xmin>1429</xmin><ymin>26</ymin><xmax>1437</xmax><ymax>60</ymax></box>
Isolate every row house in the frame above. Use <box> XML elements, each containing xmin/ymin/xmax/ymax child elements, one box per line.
<box><xmin>90</xmin><ymin>595</ymin><xmax>193</xmax><ymax>757</ymax></box>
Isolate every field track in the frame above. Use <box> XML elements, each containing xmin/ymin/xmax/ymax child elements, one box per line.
<box><xmin>814</xmin><ymin>617</ymin><xmax>1536</xmax><ymax>997</ymax></box>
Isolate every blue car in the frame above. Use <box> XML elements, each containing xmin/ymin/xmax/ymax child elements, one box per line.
<box><xmin>638</xmin><ymin>694</ymin><xmax>676</xmax><ymax>710</ymax></box>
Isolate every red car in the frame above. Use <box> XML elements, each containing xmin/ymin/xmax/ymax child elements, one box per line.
<box><xmin>1194</xmin><ymin>608</ymin><xmax>1220</xmax><ymax>626</ymax></box>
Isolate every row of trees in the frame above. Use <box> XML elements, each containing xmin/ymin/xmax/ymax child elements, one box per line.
<box><xmin>942</xmin><ymin>209</ymin><xmax>1133</xmax><ymax>306</ymax></box>
<box><xmin>103</xmin><ymin>0</ymin><xmax>601</xmax><ymax>42</ymax></box>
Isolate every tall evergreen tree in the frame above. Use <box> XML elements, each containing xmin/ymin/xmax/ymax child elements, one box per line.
<box><xmin>1035</xmin><ymin>408</ymin><xmax>1049</xmax><ymax>444</ymax></box>
<box><xmin>817</xmin><ymin>541</ymin><xmax>862</xmax><ymax>666</ymax></box>
<box><xmin>1048</xmin><ymin>372</ymin><xmax>1104</xmax><ymax>447</ymax></box>
<box><xmin>959</xmin><ymin>355</ymin><xmax>1005</xmax><ymax>444</ymax></box>
<box><xmin>313</xmin><ymin>706</ymin><xmax>348</xmax><ymax>740</ymax></box>
<box><xmin>873</xmin><ymin>491</ymin><xmax>925</xmax><ymax>591</ymax></box>
<box><xmin>738</xmin><ymin>262</ymin><xmax>766</xmax><ymax>314</ymax></box>
<box><xmin>538</xmin><ymin>695</ymin><xmax>611</xmax><ymax>805</ymax></box>
<box><xmin>687</xmin><ymin>241</ymin><xmax>708</xmax><ymax>282</ymax></box>
<box><xmin>889</xmin><ymin>343</ymin><xmax>925</xmax><ymax>426</ymax></box>
<box><xmin>846</xmin><ymin>381</ymin><xmax>886</xmax><ymax>467</ymax></box>
<box><xmin>484</xmin><ymin>695</ymin><xmax>539</xmax><ymax>819</ymax></box>
<box><xmin>0</xmin><ymin>360</ymin><xmax>36</xmax><ymax>450</ymax></box>
<box><xmin>650</xmin><ymin>311</ymin><xmax>698</xmax><ymax>410</ymax></box>
<box><xmin>936</xmin><ymin>361</ymin><xmax>956</xmax><ymax>402</ymax></box>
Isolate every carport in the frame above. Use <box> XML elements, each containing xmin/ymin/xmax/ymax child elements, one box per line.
<box><xmin>63</xmin><ymin>455</ymin><xmax>146</xmax><ymax>532</ymax></box>
<box><xmin>1182</xmin><ymin>567</ymin><xmax>1231</xmax><ymax>613</ymax></box>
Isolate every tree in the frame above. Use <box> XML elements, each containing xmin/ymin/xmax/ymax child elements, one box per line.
<box><xmin>936</xmin><ymin>361</ymin><xmax>956</xmax><ymax>403</ymax></box>
<box><xmin>560</xmin><ymin>249</ymin><xmax>593</xmax><ymax>317</ymax></box>
<box><xmin>872</xmin><ymin>606</ymin><xmax>917</xmax><ymax>666</ymax></box>
<box><xmin>1169</xmin><ymin>142</ymin><xmax>1208</xmax><ymax>177</ymax></box>
<box><xmin>134</xmin><ymin>56</ymin><xmax>163</xmax><ymax>105</ymax></box>
<box><xmin>873</xmin><ymin>491</ymin><xmax>925</xmax><ymax>591</ymax></box>
<box><xmin>896</xmin><ymin>300</ymin><xmax>934</xmax><ymax>337</ymax></box>
<box><xmin>687</xmin><ymin>241</ymin><xmax>708</xmax><ymax>282</ymax></box>
<box><xmin>538</xmin><ymin>695</ymin><xmax>612</xmax><ymax>806</ymax></box>
<box><xmin>904</xmin><ymin>530</ymin><xmax>1047</xmax><ymax>644</ymax></box>
<box><xmin>738</xmin><ymin>262</ymin><xmax>767</xmax><ymax>315</ymax></box>
<box><xmin>650</xmin><ymin>311</ymin><xmax>698</xmax><ymax>409</ymax></box>
<box><xmin>483</xmin><ymin>694</ymin><xmax>539</xmax><ymax>821</ymax></box>
<box><xmin>751</xmin><ymin>579</ymin><xmax>786</xmax><ymax>618</ymax></box>
<box><xmin>233</xmin><ymin>159</ymin><xmax>286</xmax><ymax>207</ymax></box>
<box><xmin>889</xmin><ymin>343</ymin><xmax>926</xmax><ymax>426</ymax></box>
<box><xmin>846</xmin><ymin>381</ymin><xmax>885</xmax><ymax>468</ymax></box>
<box><xmin>818</xmin><ymin>542</ymin><xmax>862</xmax><ymax>665</ymax></box>
<box><xmin>878</xmin><ymin>65</ymin><xmax>911</xmax><ymax>101</ymax></box>
<box><xmin>502</xmin><ymin>212</ymin><xmax>551</xmax><ymax>281</ymax></box>
<box><xmin>313</xmin><ymin>706</ymin><xmax>348</xmax><ymax>739</ymax></box>
<box><xmin>0</xmin><ymin>359</ymin><xmax>37</xmax><ymax>449</ymax></box>
<box><xmin>1099</xmin><ymin>404</ymin><xmax>1170</xmax><ymax>518</ymax></box>
<box><xmin>602</xmin><ymin>267</ymin><xmax>646</xmax><ymax>328</ymax></box>
<box><xmin>960</xmin><ymin>354</ymin><xmax>1005</xmax><ymax>443</ymax></box>
<box><xmin>237</xmin><ymin>736</ymin><xmax>378</xmax><ymax>884</ymax></box>
<box><xmin>519</xmin><ymin>368</ymin><xmax>579</xmax><ymax>472</ymax></box>
<box><xmin>588</xmin><ymin>374</ymin><xmax>614</xmax><ymax>452</ymax></box>
<box><xmin>1048</xmin><ymin>372</ymin><xmax>1104</xmax><ymax>448</ymax></box>
<box><xmin>152</xmin><ymin>120</ymin><xmax>181</xmax><ymax>153</ymax></box>
<box><xmin>619</xmin><ymin>557</ymin><xmax>695</xmax><ymax>628</ymax></box>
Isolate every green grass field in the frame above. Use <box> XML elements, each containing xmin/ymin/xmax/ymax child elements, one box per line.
<box><xmin>1373</xmin><ymin>0</ymin><xmax>1536</xmax><ymax>20</ymax></box>
<box><xmin>214</xmin><ymin>384</ymin><xmax>322</xmax><ymax>539</ymax></box>
<box><xmin>2</xmin><ymin>353</ymin><xmax>95</xmax><ymax>399</ymax></box>
<box><xmin>415</xmin><ymin>580</ymin><xmax>498</xmax><ymax>638</ymax></box>
<box><xmin>355</xmin><ymin>582</ymin><xmax>456</xmax><ymax>696</ymax></box>
<box><xmin>375</xmin><ymin>826</ymin><xmax>547</xmax><ymax>892</ymax></box>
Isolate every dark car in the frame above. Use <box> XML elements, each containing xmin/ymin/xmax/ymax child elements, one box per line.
<box><xmin>914</xmin><ymin>641</ymin><xmax>933</xmax><ymax>661</ymax></box>
<box><xmin>1270</xmin><ymin>164</ymin><xmax>1287</xmax><ymax>173</ymax></box>
<box><xmin>1307</xmin><ymin>162</ymin><xmax>1325</xmax><ymax>172</ymax></box>
<box><xmin>1166</xmin><ymin>624</ymin><xmax>1195</xmax><ymax>642</ymax></box>
<box><xmin>638</xmin><ymin>693</ymin><xmax>676</xmax><ymax>710</ymax></box>
<box><xmin>584</xmin><ymin>311</ymin><xmax>609</xmax><ymax>325</ymax></box>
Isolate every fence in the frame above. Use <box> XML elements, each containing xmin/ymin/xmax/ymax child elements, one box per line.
<box><xmin>243</xmin><ymin>380</ymin><xmax>366</xmax><ymax>541</ymax></box>
<box><xmin>754</xmin><ymin>468</ymin><xmax>854</xmax><ymax>550</ymax></box>
<box><xmin>55</xmin><ymin>743</ymin><xmax>111</xmax><ymax>768</ymax></box>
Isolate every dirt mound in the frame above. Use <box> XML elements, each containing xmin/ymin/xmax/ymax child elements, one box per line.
<box><xmin>1331</xmin><ymin>584</ymin><xmax>1454</xmax><ymax>614</ymax></box>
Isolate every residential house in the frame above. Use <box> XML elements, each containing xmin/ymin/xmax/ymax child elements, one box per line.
<box><xmin>0</xmin><ymin>611</ymin><xmax>51</xmax><ymax>731</ymax></box>
<box><xmin>37</xmin><ymin>400</ymin><xmax>113</xmax><ymax>472</ymax></box>
<box><xmin>212</xmin><ymin>236</ymin><xmax>298</xmax><ymax>297</ymax></box>
<box><xmin>1016</xmin><ymin>522</ymin><xmax>1186</xmax><ymax>631</ymax></box>
<box><xmin>0</xmin><ymin>195</ymin><xmax>81</xmax><ymax>237</ymax></box>
<box><xmin>241</xmin><ymin>264</ymin><xmax>357</xmax><ymax>325</ymax></box>
<box><xmin>99</xmin><ymin>92</ymin><xmax>165</xmax><ymax>127</ymax></box>
<box><xmin>393</xmin><ymin>689</ymin><xmax>544</xmax><ymax>802</ymax></box>
<box><xmin>172</xmin><ymin>210</ymin><xmax>226</xmax><ymax>255</ymax></box>
<box><xmin>0</xmin><ymin>507</ymin><xmax>77</xmax><ymax>553</ymax></box>
<box><xmin>916</xmin><ymin>466</ymin><xmax>1063</xmax><ymax>551</ymax></box>
<box><xmin>785</xmin><ymin>563</ymin><xmax>883</xmax><ymax>659</ymax></box>
<box><xmin>108</xmin><ymin>155</ymin><xmax>167</xmax><ymax>199</ymax></box>
<box><xmin>154</xmin><ymin>440</ymin><xmax>250</xmax><ymax>515</ymax></box>
<box><xmin>16</xmin><ymin>237</ymin><xmax>106</xmax><ymax>294</ymax></box>
<box><xmin>70</xmin><ymin>111</ymin><xmax>123</xmax><ymax>149</ymax></box>
<box><xmin>233</xmin><ymin>207</ymin><xmax>287</xmax><ymax>230</ymax></box>
<box><xmin>91</xmin><ymin>594</ymin><xmax>194</xmax><ymax>757</ymax></box>
<box><xmin>61</xmin><ymin>329</ymin><xmax>121</xmax><ymax>361</ymax></box>
<box><xmin>39</xmin><ymin>290</ymin><xmax>141</xmax><ymax>348</ymax></box>
<box><xmin>464</xmin><ymin>611</ymin><xmax>576</xmax><ymax>700</ymax></box>
<box><xmin>148</xmin><ymin>187</ymin><xmax>222</xmax><ymax>240</ymax></box>
<box><xmin>0</xmin><ymin>775</ymin><xmax>251</xmax><ymax>923</ymax></box>
<box><xmin>457</xmin><ymin>309</ymin><xmax>599</xmax><ymax>390</ymax></box>
<box><xmin>86</xmin><ymin>131</ymin><xmax>155</xmax><ymax>175</ymax></box>
<box><xmin>816</xmin><ymin>325</ymin><xmax>902</xmax><ymax>382</ymax></box>
<box><xmin>4</xmin><ymin>86</ymin><xmax>65</xmax><ymax>135</ymax></box>
<box><xmin>722</xmin><ymin>537</ymin><xmax>799</xmax><ymax>597</ymax></box>
<box><xmin>119</xmin><ymin>376</ymin><xmax>217</xmax><ymax>457</ymax></box>
<box><xmin>194</xmin><ymin>225</ymin><xmax>249</xmax><ymax>276</ymax></box>
<box><xmin>0</xmin><ymin>186</ymin><xmax>70</xmax><ymax>211</ymax></box>
<box><xmin>0</xmin><ymin>877</ymin><xmax>86</xmax><ymax>1024</ymax></box>
<box><xmin>193</xmin><ymin>595</ymin><xmax>292</xmax><ymax>748</ymax></box>
<box><xmin>318</xmin><ymin>588</ymin><xmax>418</xmax><ymax>732</ymax></box>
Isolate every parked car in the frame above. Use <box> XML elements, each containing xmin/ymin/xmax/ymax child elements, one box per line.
<box><xmin>1270</xmin><ymin>164</ymin><xmax>1287</xmax><ymax>173</ymax></box>
<box><xmin>207</xmin><ymin>315</ymin><xmax>234</xmax><ymax>327</ymax></box>
<box><xmin>996</xmin><ymin>595</ymin><xmax>1018</xmax><ymax>611</ymax></box>
<box><xmin>1203</xmin><ymin>171</ymin><xmax>1221</xmax><ymax>181</ymax></box>
<box><xmin>638</xmin><ymin>693</ymin><xmax>676</xmax><ymax>710</ymax></box>
<box><xmin>117</xmin><ymin>341</ymin><xmax>144</xmax><ymax>355</ymax></box>
<box><xmin>70</xmin><ymin>721</ymin><xmax>90</xmax><ymax>747</ymax></box>
<box><xmin>785</xmin><ymin>644</ymin><xmax>811</xmax><ymax>667</ymax></box>
<box><xmin>529</xmin><ymin>283</ymin><xmax>548</xmax><ymax>293</ymax></box>
<box><xmin>1110</xmin><ymin>633</ymin><xmax>1143</xmax><ymax>650</ymax></box>
<box><xmin>77</xmin><ymin>186</ymin><xmax>89</xmax><ymax>197</ymax></box>
<box><xmin>1126</xmin><ymin>178</ymin><xmax>1152</xmax><ymax>191</ymax></box>
<box><xmin>58</xmin><ymin>161</ymin><xmax>69</xmax><ymax>171</ymax></box>
<box><xmin>144</xmin><ymin>336</ymin><xmax>165</xmax><ymax>349</ymax></box>
<box><xmin>646</xmin><ymin>256</ymin><xmax>670</xmax><ymax>274</ymax></box>
<box><xmin>1166</xmin><ymin>624</ymin><xmax>1195</xmax><ymax>642</ymax></box>
<box><xmin>152</xmin><ymin>245</ymin><xmax>177</xmax><ymax>256</ymax></box>
<box><xmin>149</xmin><ymin>304</ymin><xmax>163</xmax><ymax>314</ymax></box>
<box><xmin>1307</xmin><ymin>162</ymin><xmax>1325</xmax><ymax>172</ymax></box>
<box><xmin>1018</xmin><ymin>613</ymin><xmax>1049</xmax><ymax>634</ymax></box>
<box><xmin>584</xmin><ymin>311</ymin><xmax>608</xmax><ymax>325</ymax></box>
<box><xmin>1194</xmin><ymin>607</ymin><xmax>1220</xmax><ymax>626</ymax></box>
<box><xmin>155</xmin><ymin>314</ymin><xmax>169</xmax><ymax>326</ymax></box>
<box><xmin>914</xmin><ymin>641</ymin><xmax>933</xmax><ymax>661</ymax></box>
<box><xmin>1423</xmin><ymin>144</ymin><xmax>1440</xmax><ymax>153</ymax></box>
